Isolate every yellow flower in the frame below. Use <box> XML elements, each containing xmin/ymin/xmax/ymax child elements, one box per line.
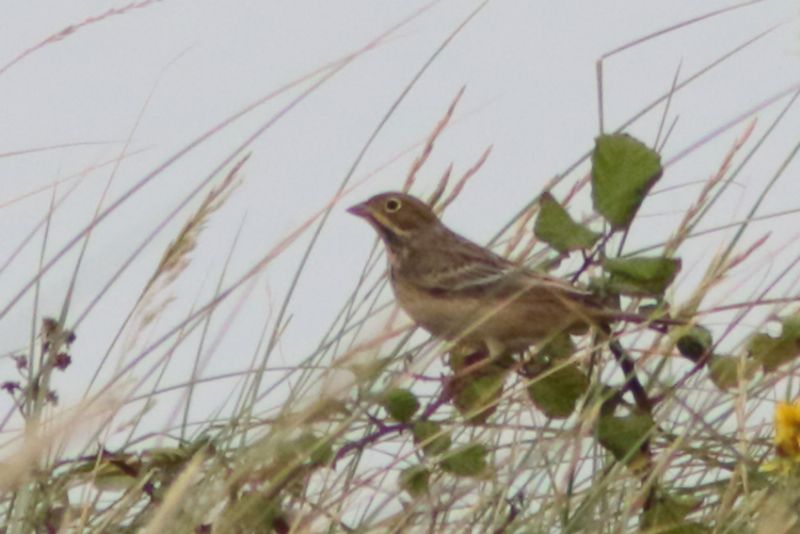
<box><xmin>774</xmin><ymin>400</ymin><xmax>800</xmax><ymax>460</ymax></box>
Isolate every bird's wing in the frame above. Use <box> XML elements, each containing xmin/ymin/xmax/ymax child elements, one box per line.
<box><xmin>399</xmin><ymin>231</ymin><xmax>512</xmax><ymax>293</ymax></box>
<box><xmin>417</xmin><ymin>255</ymin><xmax>517</xmax><ymax>293</ymax></box>
<box><xmin>406</xmin><ymin>234</ymin><xmax>594</xmax><ymax>302</ymax></box>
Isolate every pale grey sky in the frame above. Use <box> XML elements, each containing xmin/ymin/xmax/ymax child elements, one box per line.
<box><xmin>1</xmin><ymin>1</ymin><xmax>799</xmax><ymax>446</ymax></box>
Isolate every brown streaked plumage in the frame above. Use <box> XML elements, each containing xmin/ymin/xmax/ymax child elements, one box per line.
<box><xmin>347</xmin><ymin>192</ymin><xmax>613</xmax><ymax>357</ymax></box>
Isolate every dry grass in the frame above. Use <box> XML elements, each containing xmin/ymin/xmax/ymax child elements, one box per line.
<box><xmin>2</xmin><ymin>2</ymin><xmax>800</xmax><ymax>533</ymax></box>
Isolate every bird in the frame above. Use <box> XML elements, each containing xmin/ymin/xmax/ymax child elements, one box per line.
<box><xmin>347</xmin><ymin>191</ymin><xmax>627</xmax><ymax>359</ymax></box>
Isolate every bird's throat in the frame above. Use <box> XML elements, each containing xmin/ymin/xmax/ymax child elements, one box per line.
<box><xmin>368</xmin><ymin>218</ymin><xmax>404</xmax><ymax>250</ymax></box>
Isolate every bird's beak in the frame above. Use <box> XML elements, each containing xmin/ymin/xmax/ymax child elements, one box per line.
<box><xmin>346</xmin><ymin>201</ymin><xmax>371</xmax><ymax>218</ymax></box>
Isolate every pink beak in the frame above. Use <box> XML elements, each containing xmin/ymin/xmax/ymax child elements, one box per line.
<box><xmin>346</xmin><ymin>202</ymin><xmax>370</xmax><ymax>218</ymax></box>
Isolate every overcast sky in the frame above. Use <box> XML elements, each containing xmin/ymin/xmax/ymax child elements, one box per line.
<box><xmin>1</xmin><ymin>1</ymin><xmax>799</xmax><ymax>442</ymax></box>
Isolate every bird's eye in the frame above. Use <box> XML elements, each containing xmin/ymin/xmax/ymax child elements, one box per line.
<box><xmin>385</xmin><ymin>198</ymin><xmax>402</xmax><ymax>212</ymax></box>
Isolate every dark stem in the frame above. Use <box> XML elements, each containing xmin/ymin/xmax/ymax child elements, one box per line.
<box><xmin>607</xmin><ymin>337</ymin><xmax>652</xmax><ymax>413</ymax></box>
<box><xmin>332</xmin><ymin>422</ymin><xmax>405</xmax><ymax>468</ymax></box>
<box><xmin>493</xmin><ymin>491</ymin><xmax>523</xmax><ymax>534</ymax></box>
<box><xmin>602</xmin><ymin>329</ymin><xmax>657</xmax><ymax>515</ymax></box>
<box><xmin>571</xmin><ymin>233</ymin><xmax>612</xmax><ymax>283</ymax></box>
<box><xmin>333</xmin><ymin>387</ymin><xmax>452</xmax><ymax>468</ymax></box>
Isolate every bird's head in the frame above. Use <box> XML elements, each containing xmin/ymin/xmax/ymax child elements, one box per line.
<box><xmin>347</xmin><ymin>192</ymin><xmax>440</xmax><ymax>247</ymax></box>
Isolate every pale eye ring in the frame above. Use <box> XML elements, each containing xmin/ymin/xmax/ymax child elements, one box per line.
<box><xmin>385</xmin><ymin>198</ymin><xmax>402</xmax><ymax>212</ymax></box>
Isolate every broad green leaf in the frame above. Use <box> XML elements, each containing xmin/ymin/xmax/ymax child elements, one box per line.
<box><xmin>587</xmin><ymin>276</ymin><xmax>622</xmax><ymax>310</ymax></box>
<box><xmin>399</xmin><ymin>465</ymin><xmax>430</xmax><ymax>497</ymax></box>
<box><xmin>412</xmin><ymin>421</ymin><xmax>451</xmax><ymax>456</ymax></box>
<box><xmin>381</xmin><ymin>388</ymin><xmax>420</xmax><ymax>423</ymax></box>
<box><xmin>591</xmin><ymin>133</ymin><xmax>662</xmax><ymax>229</ymax></box>
<box><xmin>707</xmin><ymin>356</ymin><xmax>758</xmax><ymax>390</ymax></box>
<box><xmin>676</xmin><ymin>325</ymin><xmax>713</xmax><ymax>361</ymax></box>
<box><xmin>597</xmin><ymin>413</ymin><xmax>655</xmax><ymax>467</ymax></box>
<box><xmin>538</xmin><ymin>332</ymin><xmax>577</xmax><ymax>361</ymax></box>
<box><xmin>439</xmin><ymin>443</ymin><xmax>488</xmax><ymax>477</ymax></box>
<box><xmin>448</xmin><ymin>346</ymin><xmax>509</xmax><ymax>423</ymax></box>
<box><xmin>749</xmin><ymin>315</ymin><xmax>800</xmax><ymax>372</ymax></box>
<box><xmin>534</xmin><ymin>192</ymin><xmax>600</xmax><ymax>253</ymax></box>
<box><xmin>603</xmin><ymin>256</ymin><xmax>681</xmax><ymax>296</ymax></box>
<box><xmin>641</xmin><ymin>492</ymin><xmax>705</xmax><ymax>532</ymax></box>
<box><xmin>527</xmin><ymin>364</ymin><xmax>589</xmax><ymax>419</ymax></box>
<box><xmin>452</xmin><ymin>372</ymin><xmax>506</xmax><ymax>424</ymax></box>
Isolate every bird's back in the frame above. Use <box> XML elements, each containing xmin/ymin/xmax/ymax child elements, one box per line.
<box><xmin>391</xmin><ymin>228</ymin><xmax>606</xmax><ymax>349</ymax></box>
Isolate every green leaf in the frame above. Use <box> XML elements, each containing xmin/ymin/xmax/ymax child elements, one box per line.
<box><xmin>439</xmin><ymin>443</ymin><xmax>488</xmax><ymax>477</ymax></box>
<box><xmin>451</xmin><ymin>372</ymin><xmax>506</xmax><ymax>424</ymax></box>
<box><xmin>381</xmin><ymin>388</ymin><xmax>420</xmax><ymax>423</ymax></box>
<box><xmin>534</xmin><ymin>192</ymin><xmax>600</xmax><ymax>253</ymax></box>
<box><xmin>527</xmin><ymin>364</ymin><xmax>589</xmax><ymax>419</ymax></box>
<box><xmin>707</xmin><ymin>356</ymin><xmax>758</xmax><ymax>390</ymax></box>
<box><xmin>603</xmin><ymin>256</ymin><xmax>681</xmax><ymax>297</ymax></box>
<box><xmin>749</xmin><ymin>315</ymin><xmax>800</xmax><ymax>372</ymax></box>
<box><xmin>591</xmin><ymin>133</ymin><xmax>662</xmax><ymax>229</ymax></box>
<box><xmin>676</xmin><ymin>325</ymin><xmax>713</xmax><ymax>361</ymax></box>
<box><xmin>398</xmin><ymin>465</ymin><xmax>430</xmax><ymax>497</ymax></box>
<box><xmin>537</xmin><ymin>332</ymin><xmax>577</xmax><ymax>361</ymax></box>
<box><xmin>587</xmin><ymin>276</ymin><xmax>622</xmax><ymax>309</ymax></box>
<box><xmin>412</xmin><ymin>421</ymin><xmax>451</xmax><ymax>456</ymax></box>
<box><xmin>596</xmin><ymin>413</ymin><xmax>655</xmax><ymax>466</ymax></box>
<box><xmin>447</xmin><ymin>347</ymin><xmax>509</xmax><ymax>423</ymax></box>
<box><xmin>641</xmin><ymin>491</ymin><xmax>705</xmax><ymax>532</ymax></box>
